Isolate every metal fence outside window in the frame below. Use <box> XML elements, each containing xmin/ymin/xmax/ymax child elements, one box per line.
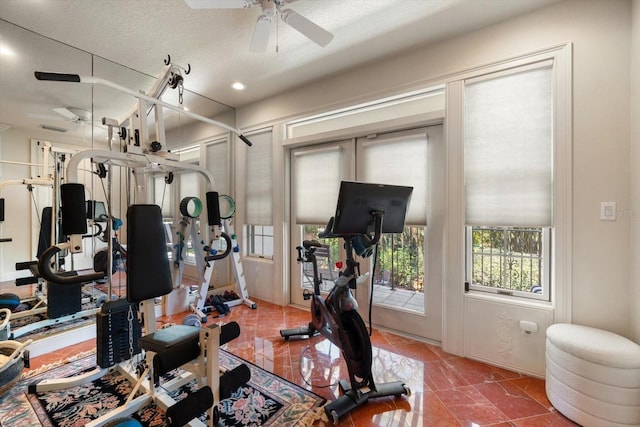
<box><xmin>470</xmin><ymin>227</ymin><xmax>544</xmax><ymax>293</ymax></box>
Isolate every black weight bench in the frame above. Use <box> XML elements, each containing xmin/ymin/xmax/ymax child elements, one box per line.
<box><xmin>140</xmin><ymin>321</ymin><xmax>250</xmax><ymax>400</ymax></box>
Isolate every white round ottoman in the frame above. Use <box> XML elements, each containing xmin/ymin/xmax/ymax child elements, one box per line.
<box><xmin>546</xmin><ymin>323</ymin><xmax>640</xmax><ymax>427</ymax></box>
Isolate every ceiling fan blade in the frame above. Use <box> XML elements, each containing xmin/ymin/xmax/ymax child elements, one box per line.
<box><xmin>53</xmin><ymin>107</ymin><xmax>79</xmax><ymax>120</ymax></box>
<box><xmin>280</xmin><ymin>8</ymin><xmax>333</xmax><ymax>47</ymax></box>
<box><xmin>184</xmin><ymin>0</ymin><xmax>255</xmax><ymax>9</ymax></box>
<box><xmin>250</xmin><ymin>15</ymin><xmax>272</xmax><ymax>52</ymax></box>
<box><xmin>27</xmin><ymin>112</ymin><xmax>65</xmax><ymax>121</ymax></box>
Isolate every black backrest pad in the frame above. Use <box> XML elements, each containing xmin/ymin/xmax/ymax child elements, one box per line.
<box><xmin>127</xmin><ymin>204</ymin><xmax>173</xmax><ymax>303</ymax></box>
<box><xmin>61</xmin><ymin>183</ymin><xmax>88</xmax><ymax>235</ymax></box>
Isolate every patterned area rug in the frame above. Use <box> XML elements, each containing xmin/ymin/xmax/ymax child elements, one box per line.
<box><xmin>6</xmin><ymin>299</ymin><xmax>96</xmax><ymax>344</ymax></box>
<box><xmin>0</xmin><ymin>350</ymin><xmax>326</xmax><ymax>427</ymax></box>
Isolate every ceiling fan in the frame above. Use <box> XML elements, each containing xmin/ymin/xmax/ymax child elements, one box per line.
<box><xmin>28</xmin><ymin>107</ymin><xmax>92</xmax><ymax>125</ymax></box>
<box><xmin>27</xmin><ymin>107</ymin><xmax>108</xmax><ymax>133</ymax></box>
<box><xmin>184</xmin><ymin>0</ymin><xmax>334</xmax><ymax>52</ymax></box>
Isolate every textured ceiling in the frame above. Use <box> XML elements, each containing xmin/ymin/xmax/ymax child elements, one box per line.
<box><xmin>0</xmin><ymin>0</ymin><xmax>560</xmax><ymax>139</ymax></box>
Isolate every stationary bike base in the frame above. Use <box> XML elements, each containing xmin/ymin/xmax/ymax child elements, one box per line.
<box><xmin>324</xmin><ymin>380</ymin><xmax>411</xmax><ymax>424</ymax></box>
<box><xmin>279</xmin><ymin>323</ymin><xmax>319</xmax><ymax>341</ymax></box>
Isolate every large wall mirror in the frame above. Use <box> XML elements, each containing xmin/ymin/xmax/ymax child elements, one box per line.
<box><xmin>0</xmin><ymin>19</ymin><xmax>235</xmax><ymax>280</ymax></box>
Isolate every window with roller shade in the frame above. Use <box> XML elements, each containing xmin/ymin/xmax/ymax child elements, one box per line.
<box><xmin>244</xmin><ymin>129</ymin><xmax>273</xmax><ymax>258</ymax></box>
<box><xmin>464</xmin><ymin>63</ymin><xmax>552</xmax><ymax>301</ymax></box>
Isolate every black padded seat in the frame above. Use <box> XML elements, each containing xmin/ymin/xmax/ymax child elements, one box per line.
<box><xmin>138</xmin><ymin>324</ymin><xmax>200</xmax><ymax>353</ymax></box>
<box><xmin>126</xmin><ymin>205</ymin><xmax>173</xmax><ymax>304</ymax></box>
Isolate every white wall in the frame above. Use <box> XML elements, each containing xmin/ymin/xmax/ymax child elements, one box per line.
<box><xmin>236</xmin><ymin>0</ymin><xmax>635</xmax><ymax>340</ymax></box>
<box><xmin>631</xmin><ymin>0</ymin><xmax>640</xmax><ymax>343</ymax></box>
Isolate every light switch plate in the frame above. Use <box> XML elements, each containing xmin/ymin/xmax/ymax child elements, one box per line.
<box><xmin>600</xmin><ymin>202</ymin><xmax>616</xmax><ymax>220</ymax></box>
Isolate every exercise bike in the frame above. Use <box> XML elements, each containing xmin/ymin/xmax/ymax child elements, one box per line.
<box><xmin>280</xmin><ymin>181</ymin><xmax>413</xmax><ymax>424</ymax></box>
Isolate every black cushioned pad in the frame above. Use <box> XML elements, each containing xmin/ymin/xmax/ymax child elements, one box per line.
<box><xmin>126</xmin><ymin>204</ymin><xmax>173</xmax><ymax>303</ymax></box>
<box><xmin>219</xmin><ymin>321</ymin><xmax>240</xmax><ymax>346</ymax></box>
<box><xmin>139</xmin><ymin>324</ymin><xmax>200</xmax><ymax>353</ymax></box>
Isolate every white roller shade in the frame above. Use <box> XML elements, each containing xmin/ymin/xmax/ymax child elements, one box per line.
<box><xmin>179</xmin><ymin>171</ymin><xmax>199</xmax><ymax>201</ymax></box>
<box><xmin>205</xmin><ymin>139</ymin><xmax>228</xmax><ymax>195</ymax></box>
<box><xmin>464</xmin><ymin>65</ymin><xmax>553</xmax><ymax>227</ymax></box>
<box><xmin>293</xmin><ymin>146</ymin><xmax>344</xmax><ymax>224</ymax></box>
<box><xmin>357</xmin><ymin>130</ymin><xmax>428</xmax><ymax>226</ymax></box>
<box><xmin>245</xmin><ymin>129</ymin><xmax>273</xmax><ymax>225</ymax></box>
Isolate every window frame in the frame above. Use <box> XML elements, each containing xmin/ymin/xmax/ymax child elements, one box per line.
<box><xmin>245</xmin><ymin>224</ymin><xmax>274</xmax><ymax>259</ymax></box>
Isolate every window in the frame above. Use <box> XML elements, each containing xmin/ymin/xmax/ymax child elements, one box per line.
<box><xmin>464</xmin><ymin>63</ymin><xmax>553</xmax><ymax>301</ymax></box>
<box><xmin>246</xmin><ymin>225</ymin><xmax>273</xmax><ymax>258</ymax></box>
<box><xmin>290</xmin><ymin>141</ymin><xmax>351</xmax><ymax>295</ymax></box>
<box><xmin>357</xmin><ymin>129</ymin><xmax>428</xmax><ymax>312</ymax></box>
<box><xmin>245</xmin><ymin>129</ymin><xmax>273</xmax><ymax>258</ymax></box>
<box><xmin>179</xmin><ymin>170</ymin><xmax>200</xmax><ymax>264</ymax></box>
<box><xmin>466</xmin><ymin>226</ymin><xmax>550</xmax><ymax>300</ymax></box>
<box><xmin>205</xmin><ymin>138</ymin><xmax>228</xmax><ymax>196</ymax></box>
<box><xmin>374</xmin><ymin>227</ymin><xmax>425</xmax><ymax>293</ymax></box>
<box><xmin>300</xmin><ymin>224</ymin><xmax>340</xmax><ymax>292</ymax></box>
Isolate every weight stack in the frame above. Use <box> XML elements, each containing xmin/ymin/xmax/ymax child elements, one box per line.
<box><xmin>47</xmin><ymin>281</ymin><xmax>82</xmax><ymax>318</ymax></box>
<box><xmin>97</xmin><ymin>299</ymin><xmax>142</xmax><ymax>369</ymax></box>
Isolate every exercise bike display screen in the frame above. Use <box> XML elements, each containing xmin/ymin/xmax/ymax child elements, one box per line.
<box><xmin>331</xmin><ymin>181</ymin><xmax>413</xmax><ymax>235</ymax></box>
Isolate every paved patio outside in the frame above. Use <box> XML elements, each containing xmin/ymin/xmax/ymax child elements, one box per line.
<box><xmin>303</xmin><ymin>278</ymin><xmax>425</xmax><ymax>313</ymax></box>
<box><xmin>372</xmin><ymin>284</ymin><xmax>424</xmax><ymax>312</ymax></box>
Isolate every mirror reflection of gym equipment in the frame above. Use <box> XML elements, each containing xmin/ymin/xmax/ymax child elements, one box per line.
<box><xmin>0</xmin><ymin>142</ymin><xmax>113</xmax><ymax>354</ymax></box>
<box><xmin>281</xmin><ymin>181</ymin><xmax>413</xmax><ymax>424</ymax></box>
<box><xmin>1</xmin><ymin>59</ymin><xmax>256</xmax><ymax>425</ymax></box>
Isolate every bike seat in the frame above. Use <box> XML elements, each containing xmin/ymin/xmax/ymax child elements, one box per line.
<box><xmin>302</xmin><ymin>239</ymin><xmax>322</xmax><ymax>249</ymax></box>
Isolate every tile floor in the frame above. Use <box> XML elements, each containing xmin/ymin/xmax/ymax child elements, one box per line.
<box><xmin>27</xmin><ymin>299</ymin><xmax>579</xmax><ymax>426</ymax></box>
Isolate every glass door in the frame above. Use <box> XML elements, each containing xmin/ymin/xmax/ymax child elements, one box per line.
<box><xmin>289</xmin><ymin>125</ymin><xmax>443</xmax><ymax>342</ymax></box>
<box><xmin>355</xmin><ymin>125</ymin><xmax>443</xmax><ymax>342</ymax></box>
<box><xmin>290</xmin><ymin>140</ymin><xmax>354</xmax><ymax>307</ymax></box>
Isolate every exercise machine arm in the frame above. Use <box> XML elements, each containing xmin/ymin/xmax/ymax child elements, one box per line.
<box><xmin>34</xmin><ymin>71</ymin><xmax>253</xmax><ymax>146</ymax></box>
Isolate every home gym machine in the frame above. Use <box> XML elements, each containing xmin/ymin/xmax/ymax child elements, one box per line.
<box><xmin>35</xmin><ymin>61</ymin><xmax>256</xmax><ymax>314</ymax></box>
<box><xmin>35</xmin><ymin>201</ymin><xmax>250</xmax><ymax>427</ymax></box>
<box><xmin>182</xmin><ymin>193</ymin><xmax>256</xmax><ymax>326</ymax></box>
<box><xmin>30</xmin><ymin>63</ymin><xmax>254</xmax><ymax>426</ymax></box>
<box><xmin>0</xmin><ymin>143</ymin><xmax>109</xmax><ymax>353</ymax></box>
<box><xmin>280</xmin><ymin>181</ymin><xmax>413</xmax><ymax>424</ymax></box>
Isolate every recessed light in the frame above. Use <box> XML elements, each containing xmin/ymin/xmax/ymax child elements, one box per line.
<box><xmin>231</xmin><ymin>82</ymin><xmax>246</xmax><ymax>91</ymax></box>
<box><xmin>0</xmin><ymin>45</ymin><xmax>16</xmax><ymax>56</ymax></box>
